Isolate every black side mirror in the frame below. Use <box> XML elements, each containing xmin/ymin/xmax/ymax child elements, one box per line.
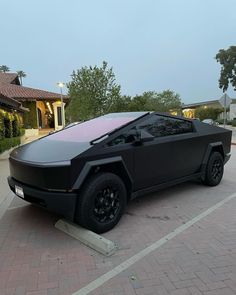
<box><xmin>131</xmin><ymin>129</ymin><xmax>154</xmax><ymax>145</ymax></box>
<box><xmin>140</xmin><ymin>129</ymin><xmax>154</xmax><ymax>143</ymax></box>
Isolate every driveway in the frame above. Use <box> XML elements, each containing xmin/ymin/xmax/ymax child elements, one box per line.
<box><xmin>0</xmin><ymin>147</ymin><xmax>236</xmax><ymax>295</ymax></box>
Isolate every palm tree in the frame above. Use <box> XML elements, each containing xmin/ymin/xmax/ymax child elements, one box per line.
<box><xmin>0</xmin><ymin>65</ymin><xmax>10</xmax><ymax>73</ymax></box>
<box><xmin>16</xmin><ymin>70</ymin><xmax>27</xmax><ymax>85</ymax></box>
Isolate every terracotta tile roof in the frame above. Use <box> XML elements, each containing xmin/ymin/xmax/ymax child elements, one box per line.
<box><xmin>0</xmin><ymin>92</ymin><xmax>22</xmax><ymax>109</ymax></box>
<box><xmin>0</xmin><ymin>72</ymin><xmax>68</xmax><ymax>105</ymax></box>
<box><xmin>0</xmin><ymin>84</ymin><xmax>67</xmax><ymax>100</ymax></box>
<box><xmin>0</xmin><ymin>72</ymin><xmax>19</xmax><ymax>84</ymax></box>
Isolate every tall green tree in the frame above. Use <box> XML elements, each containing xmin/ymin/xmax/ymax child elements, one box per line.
<box><xmin>108</xmin><ymin>95</ymin><xmax>132</xmax><ymax>113</ymax></box>
<box><xmin>0</xmin><ymin>65</ymin><xmax>10</xmax><ymax>72</ymax></box>
<box><xmin>16</xmin><ymin>70</ymin><xmax>27</xmax><ymax>85</ymax></box>
<box><xmin>215</xmin><ymin>46</ymin><xmax>236</xmax><ymax>92</ymax></box>
<box><xmin>67</xmin><ymin>61</ymin><xmax>121</xmax><ymax>122</ymax></box>
<box><xmin>148</xmin><ymin>90</ymin><xmax>182</xmax><ymax>112</ymax></box>
<box><xmin>128</xmin><ymin>94</ymin><xmax>149</xmax><ymax>111</ymax></box>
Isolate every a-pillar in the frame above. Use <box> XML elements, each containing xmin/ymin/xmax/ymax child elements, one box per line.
<box><xmin>52</xmin><ymin>101</ymin><xmax>65</xmax><ymax>130</ymax></box>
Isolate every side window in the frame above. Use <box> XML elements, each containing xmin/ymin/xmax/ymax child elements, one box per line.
<box><xmin>108</xmin><ymin>115</ymin><xmax>193</xmax><ymax>146</ymax></box>
<box><xmin>135</xmin><ymin>115</ymin><xmax>193</xmax><ymax>137</ymax></box>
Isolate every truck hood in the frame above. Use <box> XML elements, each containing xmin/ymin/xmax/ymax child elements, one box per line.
<box><xmin>10</xmin><ymin>138</ymin><xmax>91</xmax><ymax>163</ymax></box>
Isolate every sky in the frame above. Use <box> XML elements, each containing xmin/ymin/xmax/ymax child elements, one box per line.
<box><xmin>0</xmin><ymin>0</ymin><xmax>235</xmax><ymax>103</ymax></box>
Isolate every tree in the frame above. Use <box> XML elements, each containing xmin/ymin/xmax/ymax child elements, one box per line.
<box><xmin>67</xmin><ymin>61</ymin><xmax>121</xmax><ymax>122</ymax></box>
<box><xmin>16</xmin><ymin>70</ymin><xmax>27</xmax><ymax>85</ymax></box>
<box><xmin>128</xmin><ymin>94</ymin><xmax>149</xmax><ymax>111</ymax></box>
<box><xmin>0</xmin><ymin>65</ymin><xmax>10</xmax><ymax>73</ymax></box>
<box><xmin>127</xmin><ymin>90</ymin><xmax>182</xmax><ymax>113</ymax></box>
<box><xmin>215</xmin><ymin>46</ymin><xmax>236</xmax><ymax>92</ymax></box>
<box><xmin>145</xmin><ymin>90</ymin><xmax>182</xmax><ymax>113</ymax></box>
<box><xmin>108</xmin><ymin>95</ymin><xmax>131</xmax><ymax>113</ymax></box>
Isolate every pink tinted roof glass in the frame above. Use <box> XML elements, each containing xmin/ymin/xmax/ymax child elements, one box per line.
<box><xmin>46</xmin><ymin>112</ymin><xmax>147</xmax><ymax>143</ymax></box>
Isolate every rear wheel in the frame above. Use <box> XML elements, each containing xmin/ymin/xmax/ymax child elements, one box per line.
<box><xmin>75</xmin><ymin>173</ymin><xmax>127</xmax><ymax>233</ymax></box>
<box><xmin>202</xmin><ymin>151</ymin><xmax>224</xmax><ymax>186</ymax></box>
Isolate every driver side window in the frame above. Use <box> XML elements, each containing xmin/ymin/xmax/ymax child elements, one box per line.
<box><xmin>135</xmin><ymin>115</ymin><xmax>193</xmax><ymax>137</ymax></box>
<box><xmin>107</xmin><ymin>115</ymin><xmax>193</xmax><ymax>146</ymax></box>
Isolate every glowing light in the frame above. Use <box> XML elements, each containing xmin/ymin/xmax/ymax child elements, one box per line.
<box><xmin>57</xmin><ymin>82</ymin><xmax>65</xmax><ymax>88</ymax></box>
<box><xmin>46</xmin><ymin>102</ymin><xmax>53</xmax><ymax>114</ymax></box>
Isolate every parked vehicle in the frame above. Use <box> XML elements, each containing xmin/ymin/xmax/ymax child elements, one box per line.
<box><xmin>8</xmin><ymin>112</ymin><xmax>232</xmax><ymax>233</ymax></box>
<box><xmin>202</xmin><ymin>118</ymin><xmax>219</xmax><ymax>126</ymax></box>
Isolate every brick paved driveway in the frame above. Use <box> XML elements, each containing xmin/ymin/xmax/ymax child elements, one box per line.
<box><xmin>0</xmin><ymin>146</ymin><xmax>236</xmax><ymax>295</ymax></box>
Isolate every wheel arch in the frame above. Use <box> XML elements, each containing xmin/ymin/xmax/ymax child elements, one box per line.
<box><xmin>200</xmin><ymin>142</ymin><xmax>225</xmax><ymax>177</ymax></box>
<box><xmin>72</xmin><ymin>156</ymin><xmax>133</xmax><ymax>198</ymax></box>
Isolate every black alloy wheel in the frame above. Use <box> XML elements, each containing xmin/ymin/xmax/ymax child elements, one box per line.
<box><xmin>211</xmin><ymin>159</ymin><xmax>223</xmax><ymax>182</ymax></box>
<box><xmin>75</xmin><ymin>172</ymin><xmax>127</xmax><ymax>233</ymax></box>
<box><xmin>94</xmin><ymin>187</ymin><xmax>120</xmax><ymax>223</ymax></box>
<box><xmin>202</xmin><ymin>151</ymin><xmax>224</xmax><ymax>186</ymax></box>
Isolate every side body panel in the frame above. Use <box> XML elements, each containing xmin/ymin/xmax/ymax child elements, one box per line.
<box><xmin>132</xmin><ymin>132</ymin><xmax>204</xmax><ymax>191</ymax></box>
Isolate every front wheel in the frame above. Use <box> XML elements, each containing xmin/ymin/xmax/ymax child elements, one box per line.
<box><xmin>75</xmin><ymin>173</ymin><xmax>127</xmax><ymax>233</ymax></box>
<box><xmin>202</xmin><ymin>151</ymin><xmax>224</xmax><ymax>186</ymax></box>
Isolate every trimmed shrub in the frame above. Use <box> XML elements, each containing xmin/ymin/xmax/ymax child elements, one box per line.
<box><xmin>3</xmin><ymin>112</ymin><xmax>13</xmax><ymax>138</ymax></box>
<box><xmin>0</xmin><ymin>136</ymin><xmax>21</xmax><ymax>153</ymax></box>
<box><xmin>215</xmin><ymin>119</ymin><xmax>234</xmax><ymax>125</ymax></box>
<box><xmin>232</xmin><ymin>119</ymin><xmax>236</xmax><ymax>127</ymax></box>
<box><xmin>12</xmin><ymin>113</ymin><xmax>21</xmax><ymax>137</ymax></box>
<box><xmin>0</xmin><ymin>110</ymin><xmax>5</xmax><ymax>140</ymax></box>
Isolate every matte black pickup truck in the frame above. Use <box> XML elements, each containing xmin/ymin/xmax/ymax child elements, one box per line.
<box><xmin>8</xmin><ymin>112</ymin><xmax>232</xmax><ymax>233</ymax></box>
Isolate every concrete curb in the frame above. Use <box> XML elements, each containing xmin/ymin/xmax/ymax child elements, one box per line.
<box><xmin>55</xmin><ymin>219</ymin><xmax>118</xmax><ymax>256</ymax></box>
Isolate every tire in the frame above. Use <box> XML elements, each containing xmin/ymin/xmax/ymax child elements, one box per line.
<box><xmin>202</xmin><ymin>151</ymin><xmax>224</xmax><ymax>186</ymax></box>
<box><xmin>75</xmin><ymin>173</ymin><xmax>127</xmax><ymax>233</ymax></box>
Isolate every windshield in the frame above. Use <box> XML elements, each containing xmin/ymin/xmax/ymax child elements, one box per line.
<box><xmin>44</xmin><ymin>112</ymin><xmax>148</xmax><ymax>143</ymax></box>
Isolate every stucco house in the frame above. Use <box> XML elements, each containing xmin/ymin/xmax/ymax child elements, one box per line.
<box><xmin>0</xmin><ymin>73</ymin><xmax>68</xmax><ymax>132</ymax></box>
<box><xmin>182</xmin><ymin>98</ymin><xmax>236</xmax><ymax>120</ymax></box>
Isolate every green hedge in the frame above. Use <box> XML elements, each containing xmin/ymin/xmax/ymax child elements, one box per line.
<box><xmin>4</xmin><ymin>113</ymin><xmax>13</xmax><ymax>138</ymax></box>
<box><xmin>0</xmin><ymin>110</ymin><xmax>22</xmax><ymax>138</ymax></box>
<box><xmin>0</xmin><ymin>110</ymin><xmax>5</xmax><ymax>140</ymax></box>
<box><xmin>12</xmin><ymin>113</ymin><xmax>21</xmax><ymax>137</ymax></box>
<box><xmin>0</xmin><ymin>137</ymin><xmax>21</xmax><ymax>153</ymax></box>
<box><xmin>216</xmin><ymin>119</ymin><xmax>236</xmax><ymax>126</ymax></box>
<box><xmin>0</xmin><ymin>109</ymin><xmax>23</xmax><ymax>153</ymax></box>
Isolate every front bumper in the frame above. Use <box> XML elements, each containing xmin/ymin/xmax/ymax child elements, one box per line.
<box><xmin>8</xmin><ymin>177</ymin><xmax>78</xmax><ymax>221</ymax></box>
